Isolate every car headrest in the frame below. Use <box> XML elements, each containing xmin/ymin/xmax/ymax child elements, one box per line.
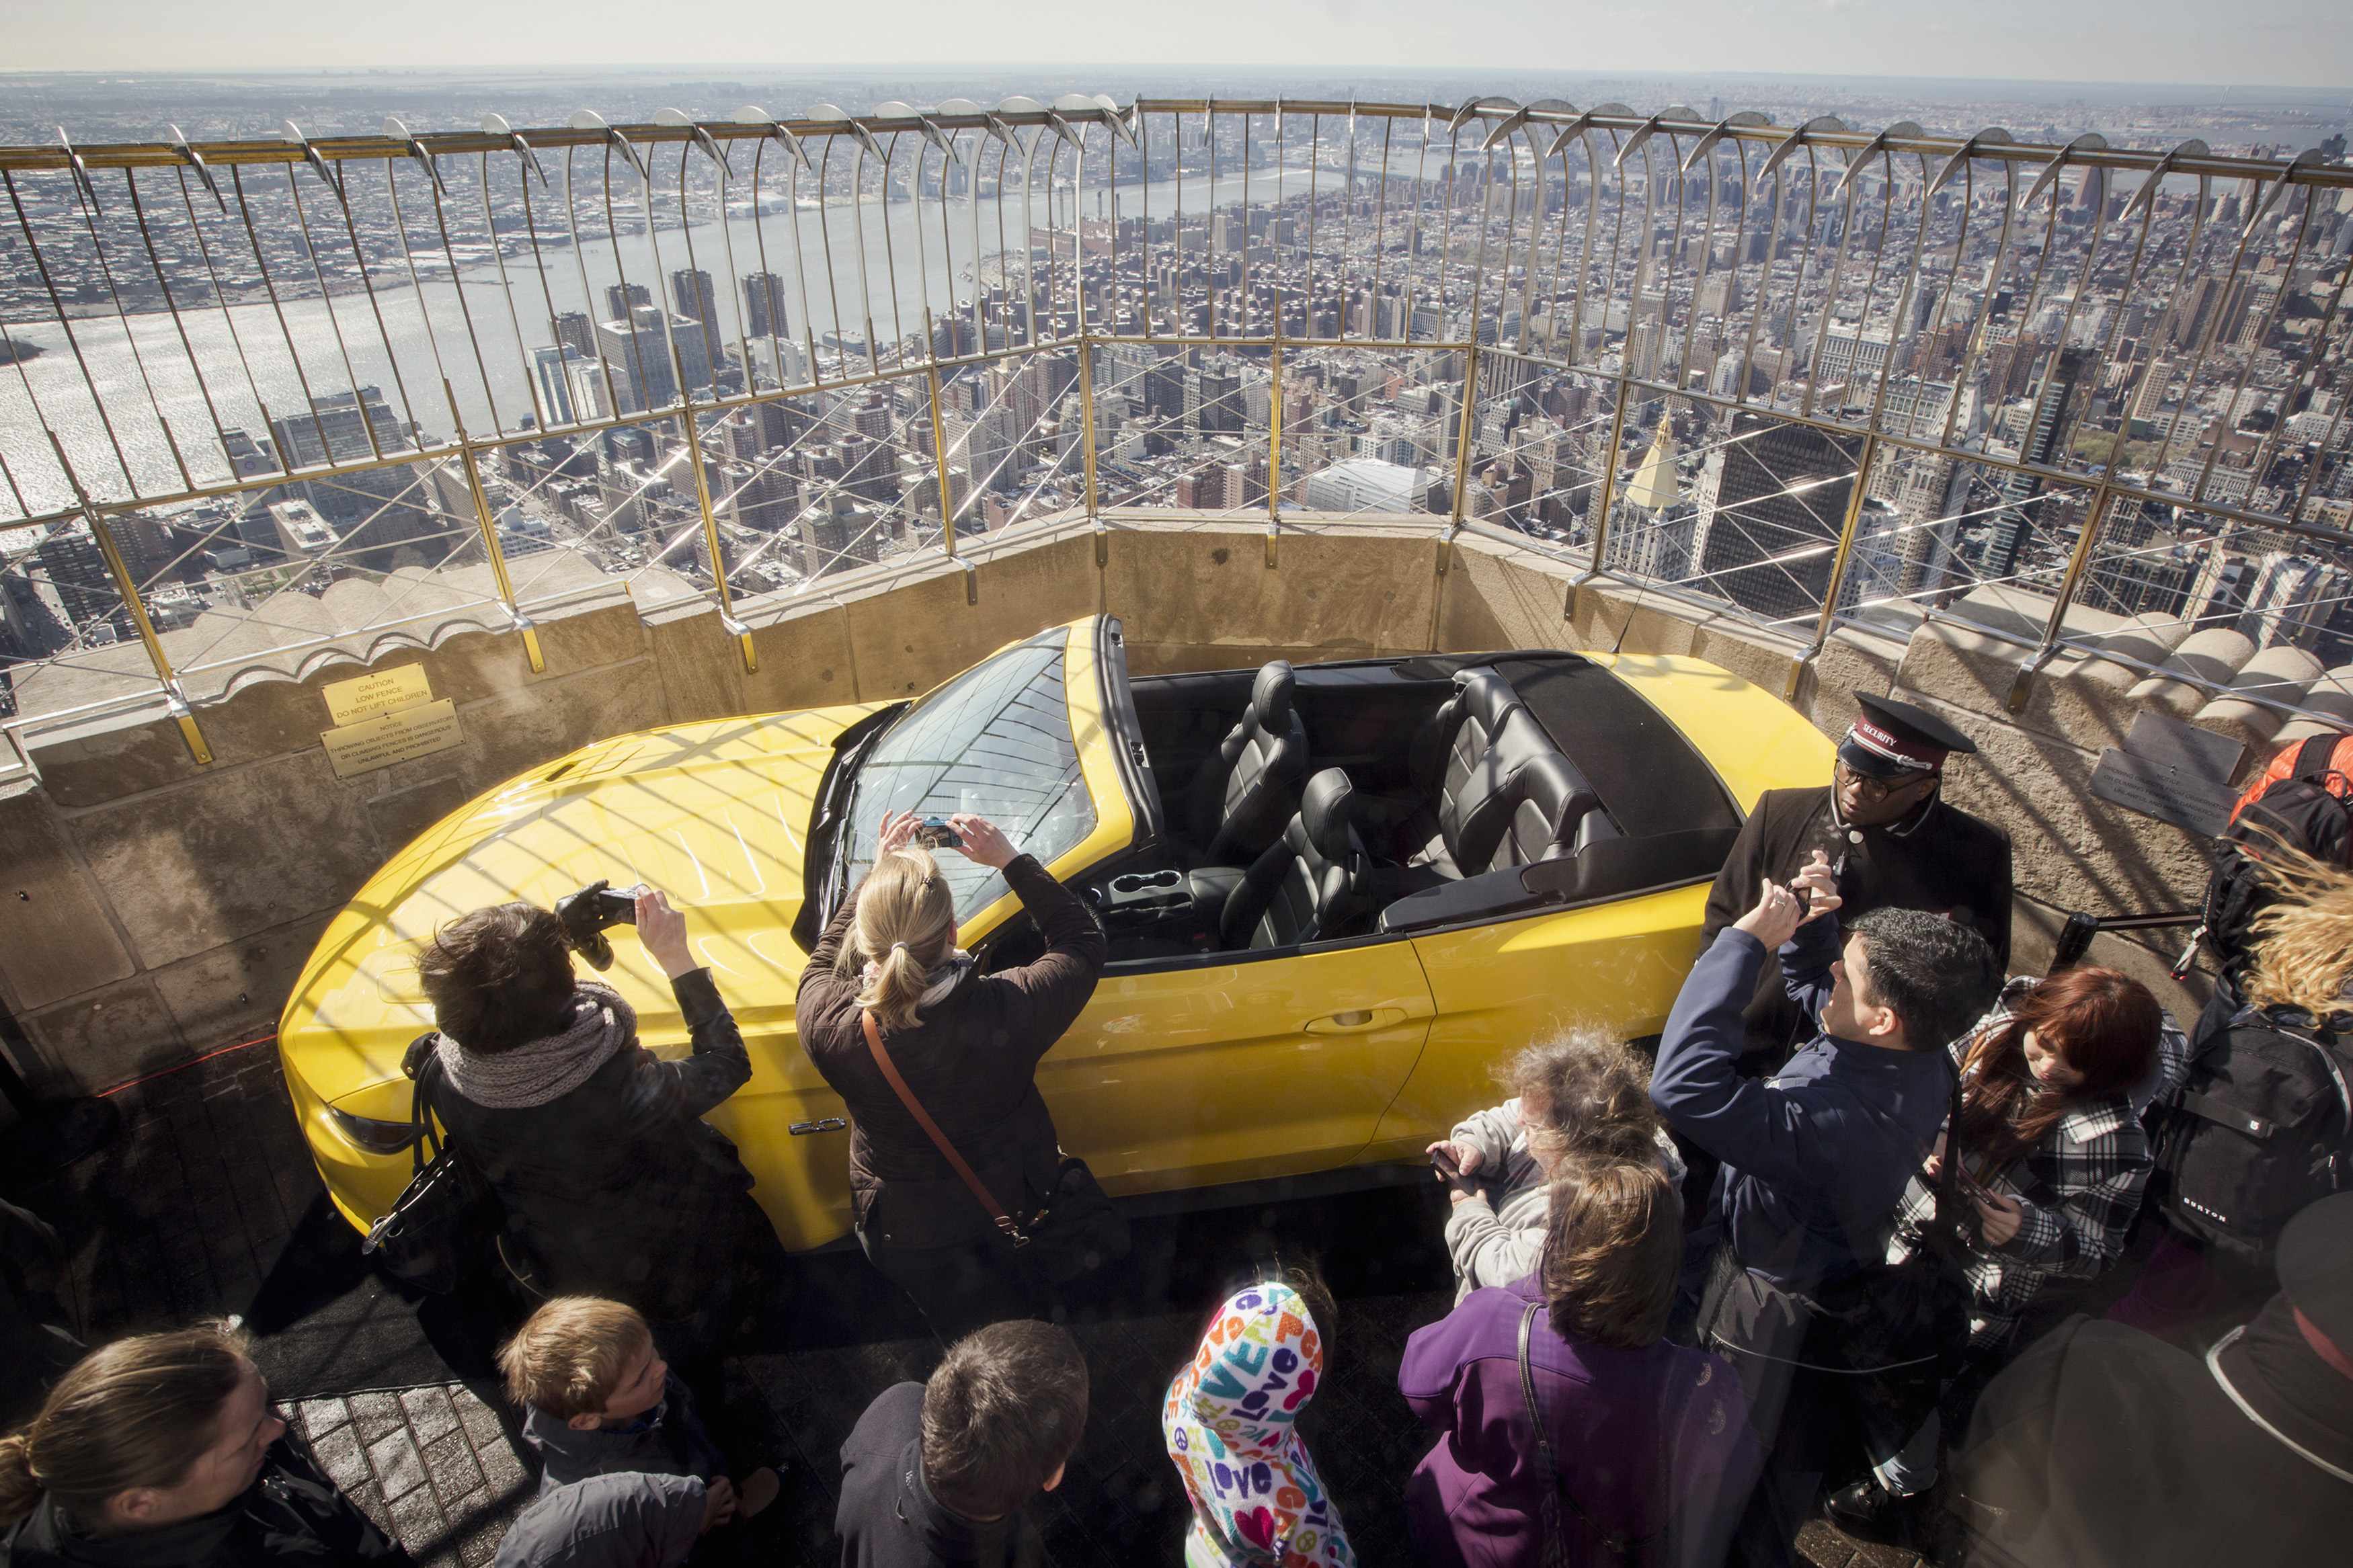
<box><xmin>1250</xmin><ymin>660</ymin><xmax>1298</xmax><ymax>727</ymax></box>
<box><xmin>1454</xmin><ymin>669</ymin><xmax>1521</xmax><ymax>735</ymax></box>
<box><xmin>1299</xmin><ymin>768</ymin><xmax>1357</xmax><ymax>860</ymax></box>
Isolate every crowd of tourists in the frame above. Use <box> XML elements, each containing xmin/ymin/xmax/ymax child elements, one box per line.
<box><xmin>7</xmin><ymin>693</ymin><xmax>2353</xmax><ymax>1568</ymax></box>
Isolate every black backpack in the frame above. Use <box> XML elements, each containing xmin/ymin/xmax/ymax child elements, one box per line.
<box><xmin>2196</xmin><ymin>733</ymin><xmax>2353</xmax><ymax>989</ymax></box>
<box><xmin>2153</xmin><ymin>1005</ymin><xmax>2353</xmax><ymax>1269</ymax></box>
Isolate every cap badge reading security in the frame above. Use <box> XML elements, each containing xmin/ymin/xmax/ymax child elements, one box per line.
<box><xmin>1837</xmin><ymin>694</ymin><xmax>1980</xmax><ymax>782</ymax></box>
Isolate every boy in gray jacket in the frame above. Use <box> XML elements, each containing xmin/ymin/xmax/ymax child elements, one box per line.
<box><xmin>1427</xmin><ymin>1030</ymin><xmax>1684</xmax><ymax>1301</ymax></box>
<box><xmin>492</xmin><ymin>1296</ymin><xmax>779</xmax><ymax>1568</ymax></box>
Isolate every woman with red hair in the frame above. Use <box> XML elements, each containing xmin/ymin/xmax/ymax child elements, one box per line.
<box><xmin>1828</xmin><ymin>964</ymin><xmax>2186</xmax><ymax>1543</ymax></box>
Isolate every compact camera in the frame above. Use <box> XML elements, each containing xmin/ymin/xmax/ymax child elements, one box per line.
<box><xmin>914</xmin><ymin>816</ymin><xmax>963</xmax><ymax>850</ymax></box>
<box><xmin>555</xmin><ymin>878</ymin><xmax>650</xmax><ymax>971</ymax></box>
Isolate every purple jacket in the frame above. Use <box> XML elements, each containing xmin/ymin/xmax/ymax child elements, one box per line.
<box><xmin>1397</xmin><ymin>1276</ymin><xmax>1759</xmax><ymax>1568</ymax></box>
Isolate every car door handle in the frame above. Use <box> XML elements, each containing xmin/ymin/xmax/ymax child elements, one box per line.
<box><xmin>1304</xmin><ymin>1007</ymin><xmax>1407</xmax><ymax>1034</ymax></box>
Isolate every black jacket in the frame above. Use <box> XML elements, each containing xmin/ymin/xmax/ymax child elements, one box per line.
<box><xmin>1</xmin><ymin>1198</ymin><xmax>81</xmax><ymax>1429</ymax></box>
<box><xmin>1953</xmin><ymin>1311</ymin><xmax>2353</xmax><ymax>1567</ymax></box>
<box><xmin>797</xmin><ymin>856</ymin><xmax>1106</xmax><ymax>1250</ymax></box>
<box><xmin>2</xmin><ymin>1440</ymin><xmax>408</xmax><ymax>1568</ymax></box>
<box><xmin>834</xmin><ymin>1383</ymin><xmax>1043</xmax><ymax>1568</ymax></box>
<box><xmin>428</xmin><ymin>969</ymin><xmax>754</xmax><ymax>1322</ymax></box>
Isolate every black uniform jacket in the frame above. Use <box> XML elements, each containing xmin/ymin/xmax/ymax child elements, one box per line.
<box><xmin>1700</xmin><ymin>785</ymin><xmax>2012</xmax><ymax>1055</ymax></box>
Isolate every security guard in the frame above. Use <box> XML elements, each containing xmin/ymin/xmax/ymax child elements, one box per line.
<box><xmin>1700</xmin><ymin>693</ymin><xmax>2013</xmax><ymax>1056</ymax></box>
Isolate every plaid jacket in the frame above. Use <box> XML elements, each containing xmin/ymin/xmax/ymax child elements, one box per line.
<box><xmin>1888</xmin><ymin>978</ymin><xmax>2190</xmax><ymax>1351</ymax></box>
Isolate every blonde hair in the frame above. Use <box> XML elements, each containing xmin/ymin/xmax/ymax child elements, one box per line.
<box><xmin>497</xmin><ymin>1296</ymin><xmax>653</xmax><ymax>1419</ymax></box>
<box><xmin>0</xmin><ymin>1321</ymin><xmax>253</xmax><ymax>1528</ymax></box>
<box><xmin>1501</xmin><ymin>1028</ymin><xmax>1661</xmax><ymax>1168</ymax></box>
<box><xmin>838</xmin><ymin>846</ymin><xmax>956</xmax><ymax>1031</ymax></box>
<box><xmin>2243</xmin><ymin>846</ymin><xmax>2353</xmax><ymax>1016</ymax></box>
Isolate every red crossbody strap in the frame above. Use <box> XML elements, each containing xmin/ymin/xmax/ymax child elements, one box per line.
<box><xmin>859</xmin><ymin>1009</ymin><xmax>1025</xmax><ymax>1243</ymax></box>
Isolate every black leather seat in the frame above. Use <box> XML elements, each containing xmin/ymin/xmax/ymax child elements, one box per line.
<box><xmin>1220</xmin><ymin>769</ymin><xmax>1371</xmax><ymax>950</ymax></box>
<box><xmin>1400</xmin><ymin>671</ymin><xmax>1523</xmax><ymax>867</ymax></box>
<box><xmin>1425</xmin><ymin>710</ymin><xmax>1610</xmax><ymax>878</ymax></box>
<box><xmin>1187</xmin><ymin>660</ymin><xmax>1311</xmax><ymax>865</ymax></box>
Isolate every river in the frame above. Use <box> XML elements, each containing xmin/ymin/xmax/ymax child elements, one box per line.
<box><xmin>1</xmin><ymin>163</ymin><xmax>1359</xmax><ymax>522</ymax></box>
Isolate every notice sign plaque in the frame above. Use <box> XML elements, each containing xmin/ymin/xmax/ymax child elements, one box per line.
<box><xmin>321</xmin><ymin>699</ymin><xmax>463</xmax><ymax>778</ymax></box>
<box><xmin>321</xmin><ymin>664</ymin><xmax>435</xmax><ymax>725</ymax></box>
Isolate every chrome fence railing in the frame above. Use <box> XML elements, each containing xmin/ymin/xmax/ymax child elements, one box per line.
<box><xmin>3</xmin><ymin>97</ymin><xmax>2352</xmax><ymax>763</ymax></box>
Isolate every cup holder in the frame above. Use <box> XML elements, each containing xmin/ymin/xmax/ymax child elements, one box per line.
<box><xmin>1109</xmin><ymin>868</ymin><xmax>1183</xmax><ymax>895</ymax></box>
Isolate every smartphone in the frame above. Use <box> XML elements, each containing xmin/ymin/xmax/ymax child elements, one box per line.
<box><xmin>1950</xmin><ymin>1158</ymin><xmax>1999</xmax><ymax>1205</ymax></box>
<box><xmin>1429</xmin><ymin>1146</ymin><xmax>1463</xmax><ymax>1180</ymax></box>
<box><xmin>915</xmin><ymin>816</ymin><xmax>963</xmax><ymax>850</ymax></box>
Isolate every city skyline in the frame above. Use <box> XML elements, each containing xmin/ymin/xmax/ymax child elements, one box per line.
<box><xmin>3</xmin><ymin>1</ymin><xmax>2352</xmax><ymax>90</ymax></box>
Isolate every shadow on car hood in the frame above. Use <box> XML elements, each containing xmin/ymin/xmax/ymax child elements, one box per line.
<box><xmin>280</xmin><ymin>703</ymin><xmax>879</xmax><ymax>1110</ymax></box>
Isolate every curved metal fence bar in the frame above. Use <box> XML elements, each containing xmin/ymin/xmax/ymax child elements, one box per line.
<box><xmin>3</xmin><ymin>98</ymin><xmax>2352</xmax><ymax>758</ymax></box>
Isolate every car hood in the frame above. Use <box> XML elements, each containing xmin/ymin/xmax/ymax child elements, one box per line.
<box><xmin>280</xmin><ymin>702</ymin><xmax>879</xmax><ymax>1110</ymax></box>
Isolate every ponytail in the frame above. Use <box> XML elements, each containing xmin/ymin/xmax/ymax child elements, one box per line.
<box><xmin>0</xmin><ymin>1321</ymin><xmax>253</xmax><ymax>1528</ymax></box>
<box><xmin>0</xmin><ymin>1434</ymin><xmax>38</xmax><ymax>1528</ymax></box>
<box><xmin>838</xmin><ymin>847</ymin><xmax>956</xmax><ymax>1032</ymax></box>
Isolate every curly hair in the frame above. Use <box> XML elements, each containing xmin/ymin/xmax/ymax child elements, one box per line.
<box><xmin>1501</xmin><ymin>1028</ymin><xmax>1661</xmax><ymax>1167</ymax></box>
<box><xmin>2243</xmin><ymin>845</ymin><xmax>2353</xmax><ymax>1016</ymax></box>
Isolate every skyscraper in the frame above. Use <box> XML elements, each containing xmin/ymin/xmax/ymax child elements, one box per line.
<box><xmin>1987</xmin><ymin>347</ymin><xmax>2092</xmax><ymax>580</ymax></box>
<box><xmin>551</xmin><ymin>311</ymin><xmax>595</xmax><ymax>360</ymax></box>
<box><xmin>596</xmin><ymin>305</ymin><xmax>713</xmax><ymax>412</ymax></box>
<box><xmin>744</xmin><ymin>272</ymin><xmax>789</xmax><ymax>340</ymax></box>
<box><xmin>268</xmin><ymin>388</ymin><xmax>443</xmax><ymax>565</ymax></box>
<box><xmin>1691</xmin><ymin>411</ymin><xmax>1860</xmax><ymax>622</ymax></box>
<box><xmin>532</xmin><ymin>344</ymin><xmax>588</xmax><ymax>427</ymax></box>
<box><xmin>602</xmin><ymin>283</ymin><xmax>651</xmax><ymax>323</ymax></box>
<box><xmin>671</xmin><ymin>268</ymin><xmax>722</xmax><ymax>370</ymax></box>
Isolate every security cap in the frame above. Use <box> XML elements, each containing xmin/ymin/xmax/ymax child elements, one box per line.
<box><xmin>1838</xmin><ymin>693</ymin><xmax>1981</xmax><ymax>781</ymax></box>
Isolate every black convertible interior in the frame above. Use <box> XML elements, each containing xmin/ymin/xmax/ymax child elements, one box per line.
<box><xmin>1055</xmin><ymin>649</ymin><xmax>1747</xmax><ymax>968</ymax></box>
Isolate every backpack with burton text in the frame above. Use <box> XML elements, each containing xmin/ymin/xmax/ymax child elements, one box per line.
<box><xmin>2193</xmin><ymin>732</ymin><xmax>2353</xmax><ymax>990</ymax></box>
<box><xmin>2153</xmin><ymin>1005</ymin><xmax>2353</xmax><ymax>1270</ymax></box>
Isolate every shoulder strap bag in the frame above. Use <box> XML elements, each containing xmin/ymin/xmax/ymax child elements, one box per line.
<box><xmin>1517</xmin><ymin>1300</ymin><xmax>1663</xmax><ymax>1568</ymax></box>
<box><xmin>361</xmin><ymin>1036</ymin><xmax>497</xmax><ymax>1295</ymax></box>
<box><xmin>859</xmin><ymin>1009</ymin><xmax>1129</xmax><ymax>1284</ymax></box>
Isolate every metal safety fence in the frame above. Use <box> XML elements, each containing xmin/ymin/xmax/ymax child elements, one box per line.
<box><xmin>3</xmin><ymin>95</ymin><xmax>2352</xmax><ymax>766</ymax></box>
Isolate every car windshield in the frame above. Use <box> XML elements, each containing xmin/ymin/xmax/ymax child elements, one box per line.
<box><xmin>834</xmin><ymin>628</ymin><xmax>1098</xmax><ymax>921</ymax></box>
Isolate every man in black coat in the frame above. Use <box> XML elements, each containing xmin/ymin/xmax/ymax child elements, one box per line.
<box><xmin>1950</xmin><ymin>1190</ymin><xmax>2353</xmax><ymax>1567</ymax></box>
<box><xmin>836</xmin><ymin>1321</ymin><xmax>1087</xmax><ymax>1568</ymax></box>
<box><xmin>1702</xmin><ymin>693</ymin><xmax>2013</xmax><ymax>1058</ymax></box>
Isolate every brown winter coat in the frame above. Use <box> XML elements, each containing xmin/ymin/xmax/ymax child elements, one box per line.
<box><xmin>796</xmin><ymin>854</ymin><xmax>1106</xmax><ymax>1249</ymax></box>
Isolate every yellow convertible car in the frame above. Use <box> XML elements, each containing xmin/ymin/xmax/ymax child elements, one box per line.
<box><xmin>279</xmin><ymin>616</ymin><xmax>1830</xmax><ymax>1251</ymax></box>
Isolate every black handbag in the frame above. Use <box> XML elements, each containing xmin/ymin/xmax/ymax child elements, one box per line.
<box><xmin>861</xmin><ymin>1011</ymin><xmax>1130</xmax><ymax>1286</ymax></box>
<box><xmin>360</xmin><ymin>1035</ymin><xmax>497</xmax><ymax>1295</ymax></box>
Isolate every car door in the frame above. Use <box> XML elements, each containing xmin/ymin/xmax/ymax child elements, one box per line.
<box><xmin>1360</xmin><ymin>882</ymin><xmax>1712</xmax><ymax>1162</ymax></box>
<box><xmin>1034</xmin><ymin>936</ymin><xmax>1437</xmax><ymax>1196</ymax></box>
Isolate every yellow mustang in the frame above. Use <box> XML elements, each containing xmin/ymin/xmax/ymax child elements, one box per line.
<box><xmin>279</xmin><ymin>616</ymin><xmax>1830</xmax><ymax>1251</ymax></box>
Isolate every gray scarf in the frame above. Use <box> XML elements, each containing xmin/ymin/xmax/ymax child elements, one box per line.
<box><xmin>437</xmin><ymin>983</ymin><xmax>637</xmax><ymax>1109</ymax></box>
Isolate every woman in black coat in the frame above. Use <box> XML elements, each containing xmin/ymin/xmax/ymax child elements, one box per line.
<box><xmin>1</xmin><ymin>1321</ymin><xmax>406</xmax><ymax>1568</ymax></box>
<box><xmin>416</xmin><ymin>887</ymin><xmax>757</xmax><ymax>1376</ymax></box>
<box><xmin>797</xmin><ymin>811</ymin><xmax>1106</xmax><ymax>1339</ymax></box>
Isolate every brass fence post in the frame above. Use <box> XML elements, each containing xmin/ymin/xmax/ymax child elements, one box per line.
<box><xmin>443</xmin><ymin>381</ymin><xmax>545</xmax><ymax>675</ymax></box>
<box><xmin>1266</xmin><ymin>336</ymin><xmax>1283</xmax><ymax>567</ymax></box>
<box><xmin>46</xmin><ymin>431</ymin><xmax>210</xmax><ymax>764</ymax></box>
<box><xmin>1568</xmin><ymin>374</ymin><xmax>1634</xmax><ymax>624</ymax></box>
<box><xmin>1447</xmin><ymin>341</ymin><xmax>1483</xmax><ymax>528</ymax></box>
<box><xmin>2008</xmin><ymin>485</ymin><xmax>2117</xmax><ymax>712</ymax></box>
<box><xmin>669</xmin><ymin>349</ymin><xmax>758</xmax><ymax>675</ymax></box>
<box><xmin>1077</xmin><ymin>336</ymin><xmax>1108</xmax><ymax>569</ymax></box>
<box><xmin>1784</xmin><ymin>431</ymin><xmax>1879</xmax><ymax>702</ymax></box>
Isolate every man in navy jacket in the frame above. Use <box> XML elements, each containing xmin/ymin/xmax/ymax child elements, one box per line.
<box><xmin>1651</xmin><ymin>856</ymin><xmax>1999</xmax><ymax>1564</ymax></box>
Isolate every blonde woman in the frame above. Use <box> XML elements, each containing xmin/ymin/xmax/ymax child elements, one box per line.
<box><xmin>797</xmin><ymin>810</ymin><xmax>1105</xmax><ymax>1337</ymax></box>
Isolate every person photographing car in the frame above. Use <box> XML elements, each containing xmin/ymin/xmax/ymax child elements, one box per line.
<box><xmin>797</xmin><ymin>810</ymin><xmax>1108</xmax><ymax>1339</ymax></box>
<box><xmin>415</xmin><ymin>886</ymin><xmax>759</xmax><ymax>1391</ymax></box>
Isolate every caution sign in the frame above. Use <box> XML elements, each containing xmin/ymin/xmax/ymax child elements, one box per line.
<box><xmin>322</xmin><ymin>663</ymin><xmax>436</xmax><ymax>725</ymax></box>
<box><xmin>321</xmin><ymin>699</ymin><xmax>463</xmax><ymax>778</ymax></box>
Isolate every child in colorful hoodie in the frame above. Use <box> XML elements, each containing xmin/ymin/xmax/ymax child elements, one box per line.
<box><xmin>1162</xmin><ymin>1280</ymin><xmax>1357</xmax><ymax>1568</ymax></box>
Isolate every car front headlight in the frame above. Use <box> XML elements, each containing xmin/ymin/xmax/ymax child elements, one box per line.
<box><xmin>327</xmin><ymin>1105</ymin><xmax>422</xmax><ymax>1155</ymax></box>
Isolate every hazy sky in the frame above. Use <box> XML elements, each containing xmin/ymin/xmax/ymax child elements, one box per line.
<box><xmin>3</xmin><ymin>0</ymin><xmax>2349</xmax><ymax>88</ymax></box>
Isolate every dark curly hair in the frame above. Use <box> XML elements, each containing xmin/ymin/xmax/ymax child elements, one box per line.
<box><xmin>416</xmin><ymin>902</ymin><xmax>576</xmax><ymax>1055</ymax></box>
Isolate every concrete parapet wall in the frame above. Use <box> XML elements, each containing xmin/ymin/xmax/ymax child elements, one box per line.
<box><xmin>1</xmin><ymin>515</ymin><xmax>2227</xmax><ymax>1091</ymax></box>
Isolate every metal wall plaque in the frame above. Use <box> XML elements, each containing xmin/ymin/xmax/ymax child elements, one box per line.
<box><xmin>321</xmin><ymin>699</ymin><xmax>463</xmax><ymax>778</ymax></box>
<box><xmin>2089</xmin><ymin>712</ymin><xmax>2248</xmax><ymax>838</ymax></box>
<box><xmin>321</xmin><ymin>663</ymin><xmax>434</xmax><ymax>725</ymax></box>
